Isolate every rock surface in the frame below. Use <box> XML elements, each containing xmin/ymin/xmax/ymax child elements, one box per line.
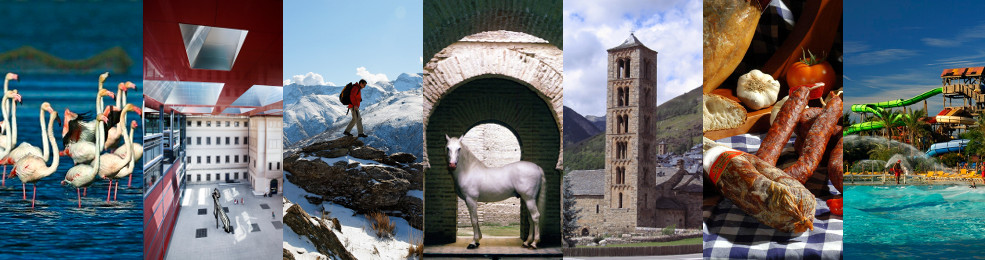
<box><xmin>285</xmin><ymin>137</ymin><xmax>425</xmax><ymax>229</ymax></box>
<box><xmin>283</xmin><ymin>200</ymin><xmax>356</xmax><ymax>260</ymax></box>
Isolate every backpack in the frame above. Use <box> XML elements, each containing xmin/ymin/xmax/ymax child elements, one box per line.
<box><xmin>339</xmin><ymin>83</ymin><xmax>354</xmax><ymax>105</ymax></box>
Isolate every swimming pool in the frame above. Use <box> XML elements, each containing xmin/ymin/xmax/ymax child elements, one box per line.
<box><xmin>846</xmin><ymin>185</ymin><xmax>985</xmax><ymax>258</ymax></box>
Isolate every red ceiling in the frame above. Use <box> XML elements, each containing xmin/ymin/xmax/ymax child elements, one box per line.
<box><xmin>143</xmin><ymin>0</ymin><xmax>283</xmax><ymax>115</ymax></box>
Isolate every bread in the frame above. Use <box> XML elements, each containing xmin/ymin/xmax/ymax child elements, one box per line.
<box><xmin>703</xmin><ymin>0</ymin><xmax>762</xmax><ymax>93</ymax></box>
<box><xmin>704</xmin><ymin>93</ymin><xmax>747</xmax><ymax>132</ymax></box>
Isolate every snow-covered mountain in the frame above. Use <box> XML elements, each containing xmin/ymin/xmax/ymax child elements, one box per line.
<box><xmin>284</xmin><ymin>73</ymin><xmax>424</xmax><ymax>159</ymax></box>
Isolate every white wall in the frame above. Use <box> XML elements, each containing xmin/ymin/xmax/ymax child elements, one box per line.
<box><xmin>248</xmin><ymin>116</ymin><xmax>283</xmax><ymax>194</ymax></box>
<box><xmin>184</xmin><ymin>116</ymin><xmax>250</xmax><ymax>184</ymax></box>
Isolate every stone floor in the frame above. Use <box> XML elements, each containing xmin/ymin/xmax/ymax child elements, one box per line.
<box><xmin>424</xmin><ymin>236</ymin><xmax>562</xmax><ymax>258</ymax></box>
<box><xmin>164</xmin><ymin>183</ymin><xmax>283</xmax><ymax>260</ymax></box>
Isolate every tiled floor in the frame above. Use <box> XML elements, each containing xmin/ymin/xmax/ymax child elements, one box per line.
<box><xmin>165</xmin><ymin>183</ymin><xmax>283</xmax><ymax>260</ymax></box>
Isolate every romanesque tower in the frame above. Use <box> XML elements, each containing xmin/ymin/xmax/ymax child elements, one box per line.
<box><xmin>604</xmin><ymin>33</ymin><xmax>658</xmax><ymax>231</ymax></box>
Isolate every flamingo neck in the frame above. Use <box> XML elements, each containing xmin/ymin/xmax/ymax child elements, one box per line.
<box><xmin>2</xmin><ymin>94</ymin><xmax>8</xmax><ymax>142</ymax></box>
<box><xmin>41</xmin><ymin>110</ymin><xmax>58</xmax><ymax>177</ymax></box>
<box><xmin>38</xmin><ymin>107</ymin><xmax>48</xmax><ymax>160</ymax></box>
<box><xmin>10</xmin><ymin>99</ymin><xmax>16</xmax><ymax>146</ymax></box>
<box><xmin>91</xmin><ymin>119</ymin><xmax>103</xmax><ymax>171</ymax></box>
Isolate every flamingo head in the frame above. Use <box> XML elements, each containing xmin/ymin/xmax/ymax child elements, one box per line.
<box><xmin>62</xmin><ymin>108</ymin><xmax>77</xmax><ymax>137</ymax></box>
<box><xmin>12</xmin><ymin>92</ymin><xmax>21</xmax><ymax>103</ymax></box>
<box><xmin>99</xmin><ymin>72</ymin><xmax>109</xmax><ymax>84</ymax></box>
<box><xmin>99</xmin><ymin>88</ymin><xmax>115</xmax><ymax>99</ymax></box>
<box><xmin>101</xmin><ymin>106</ymin><xmax>113</xmax><ymax>119</ymax></box>
<box><xmin>125</xmin><ymin>81</ymin><xmax>136</xmax><ymax>91</ymax></box>
<box><xmin>131</xmin><ymin>120</ymin><xmax>138</xmax><ymax>129</ymax></box>
<box><xmin>40</xmin><ymin>102</ymin><xmax>54</xmax><ymax>114</ymax></box>
<box><xmin>124</xmin><ymin>103</ymin><xmax>142</xmax><ymax>116</ymax></box>
<box><xmin>5</xmin><ymin>73</ymin><xmax>17</xmax><ymax>81</ymax></box>
<box><xmin>97</xmin><ymin>114</ymin><xmax>109</xmax><ymax>124</ymax></box>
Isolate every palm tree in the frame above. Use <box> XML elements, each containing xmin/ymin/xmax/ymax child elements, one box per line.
<box><xmin>876</xmin><ymin>108</ymin><xmax>901</xmax><ymax>141</ymax></box>
<box><xmin>900</xmin><ymin>108</ymin><xmax>930</xmax><ymax>150</ymax></box>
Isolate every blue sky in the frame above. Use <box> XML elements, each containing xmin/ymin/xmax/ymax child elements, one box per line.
<box><xmin>845</xmin><ymin>1</ymin><xmax>985</xmax><ymax>120</ymax></box>
<box><xmin>563</xmin><ymin>0</ymin><xmax>701</xmax><ymax>117</ymax></box>
<box><xmin>283</xmin><ymin>0</ymin><xmax>422</xmax><ymax>86</ymax></box>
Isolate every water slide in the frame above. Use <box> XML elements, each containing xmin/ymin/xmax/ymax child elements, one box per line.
<box><xmin>925</xmin><ymin>139</ymin><xmax>970</xmax><ymax>157</ymax></box>
<box><xmin>845</xmin><ymin>87</ymin><xmax>944</xmax><ymax>135</ymax></box>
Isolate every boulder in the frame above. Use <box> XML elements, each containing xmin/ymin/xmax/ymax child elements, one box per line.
<box><xmin>301</xmin><ymin>137</ymin><xmax>364</xmax><ymax>153</ymax></box>
<box><xmin>283</xmin><ymin>248</ymin><xmax>295</xmax><ymax>260</ymax></box>
<box><xmin>283</xmin><ymin>202</ymin><xmax>356</xmax><ymax>260</ymax></box>
<box><xmin>349</xmin><ymin>146</ymin><xmax>386</xmax><ymax>161</ymax></box>
<box><xmin>315</xmin><ymin>148</ymin><xmax>349</xmax><ymax>158</ymax></box>
<box><xmin>388</xmin><ymin>152</ymin><xmax>417</xmax><ymax>164</ymax></box>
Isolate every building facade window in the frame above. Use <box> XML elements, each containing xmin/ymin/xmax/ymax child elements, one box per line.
<box><xmin>235</xmin><ymin>137</ymin><xmax>239</xmax><ymax>145</ymax></box>
<box><xmin>206</xmin><ymin>156</ymin><xmax>210</xmax><ymax>164</ymax></box>
<box><xmin>226</xmin><ymin>155</ymin><xmax>230</xmax><ymax>164</ymax></box>
<box><xmin>197</xmin><ymin>137</ymin><xmax>201</xmax><ymax>145</ymax></box>
<box><xmin>197</xmin><ymin>156</ymin><xmax>201</xmax><ymax>164</ymax></box>
<box><xmin>226</xmin><ymin>137</ymin><xmax>230</xmax><ymax>145</ymax></box>
<box><xmin>206</xmin><ymin>121</ymin><xmax>211</xmax><ymax>127</ymax></box>
<box><xmin>206</xmin><ymin>137</ymin><xmax>211</xmax><ymax>145</ymax></box>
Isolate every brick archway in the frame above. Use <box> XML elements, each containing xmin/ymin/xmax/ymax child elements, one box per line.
<box><xmin>422</xmin><ymin>35</ymin><xmax>563</xmax><ymax>246</ymax></box>
<box><xmin>423</xmin><ymin>0</ymin><xmax>562</xmax><ymax>64</ymax></box>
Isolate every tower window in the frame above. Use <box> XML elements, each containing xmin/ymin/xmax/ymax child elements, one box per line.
<box><xmin>624</xmin><ymin>58</ymin><xmax>631</xmax><ymax>78</ymax></box>
<box><xmin>619</xmin><ymin>193</ymin><xmax>623</xmax><ymax>208</ymax></box>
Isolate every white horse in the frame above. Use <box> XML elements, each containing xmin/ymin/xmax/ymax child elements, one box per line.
<box><xmin>445</xmin><ymin>134</ymin><xmax>546</xmax><ymax>249</ymax></box>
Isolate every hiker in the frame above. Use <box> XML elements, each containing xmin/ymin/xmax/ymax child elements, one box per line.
<box><xmin>341</xmin><ymin>79</ymin><xmax>369</xmax><ymax>138</ymax></box>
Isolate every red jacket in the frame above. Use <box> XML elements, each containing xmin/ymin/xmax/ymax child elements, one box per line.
<box><xmin>348</xmin><ymin>85</ymin><xmax>362</xmax><ymax>108</ymax></box>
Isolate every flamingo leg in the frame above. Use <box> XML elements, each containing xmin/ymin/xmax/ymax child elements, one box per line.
<box><xmin>84</xmin><ymin>187</ymin><xmax>87</xmax><ymax>197</ymax></box>
<box><xmin>114</xmin><ymin>181</ymin><xmax>118</xmax><ymax>201</ymax></box>
<box><xmin>21</xmin><ymin>182</ymin><xmax>25</xmax><ymax>200</ymax></box>
<box><xmin>128</xmin><ymin>174</ymin><xmax>132</xmax><ymax>188</ymax></box>
<box><xmin>77</xmin><ymin>188</ymin><xmax>81</xmax><ymax>208</ymax></box>
<box><xmin>106</xmin><ymin>180</ymin><xmax>111</xmax><ymax>202</ymax></box>
<box><xmin>31</xmin><ymin>184</ymin><xmax>35</xmax><ymax>210</ymax></box>
<box><xmin>2</xmin><ymin>165</ymin><xmax>5</xmax><ymax>187</ymax></box>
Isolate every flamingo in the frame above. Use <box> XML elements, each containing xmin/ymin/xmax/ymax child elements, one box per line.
<box><xmin>0</xmin><ymin>90</ymin><xmax>21</xmax><ymax>186</ymax></box>
<box><xmin>62</xmin><ymin>114</ymin><xmax>107</xmax><ymax>208</ymax></box>
<box><xmin>10</xmin><ymin>102</ymin><xmax>59</xmax><ymax>209</ymax></box>
<box><xmin>110</xmin><ymin>120</ymin><xmax>136</xmax><ymax>201</ymax></box>
<box><xmin>97</xmin><ymin>115</ymin><xmax>133</xmax><ymax>202</ymax></box>
<box><xmin>104</xmin><ymin>81</ymin><xmax>135</xmax><ymax>150</ymax></box>
<box><xmin>61</xmin><ymin>89</ymin><xmax>113</xmax><ymax>164</ymax></box>
<box><xmin>4</xmin><ymin>95</ymin><xmax>44</xmax><ymax>171</ymax></box>
<box><xmin>109</xmin><ymin>103</ymin><xmax>141</xmax><ymax>187</ymax></box>
<box><xmin>60</xmin><ymin>73</ymin><xmax>113</xmax><ymax>156</ymax></box>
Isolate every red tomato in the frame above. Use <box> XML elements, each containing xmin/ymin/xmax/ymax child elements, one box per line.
<box><xmin>826</xmin><ymin>198</ymin><xmax>843</xmax><ymax>216</ymax></box>
<box><xmin>786</xmin><ymin>50</ymin><xmax>836</xmax><ymax>99</ymax></box>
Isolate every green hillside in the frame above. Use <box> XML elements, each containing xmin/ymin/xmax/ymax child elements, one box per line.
<box><xmin>564</xmin><ymin>86</ymin><xmax>702</xmax><ymax>172</ymax></box>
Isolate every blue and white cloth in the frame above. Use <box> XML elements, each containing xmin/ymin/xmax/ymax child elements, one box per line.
<box><xmin>703</xmin><ymin>133</ymin><xmax>843</xmax><ymax>259</ymax></box>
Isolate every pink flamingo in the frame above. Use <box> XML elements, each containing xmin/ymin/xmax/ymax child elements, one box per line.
<box><xmin>62</xmin><ymin>114</ymin><xmax>107</xmax><ymax>208</ymax></box>
<box><xmin>110</xmin><ymin>120</ymin><xmax>137</xmax><ymax>201</ymax></box>
<box><xmin>0</xmin><ymin>90</ymin><xmax>21</xmax><ymax>186</ymax></box>
<box><xmin>10</xmin><ymin>102</ymin><xmax>59</xmax><ymax>209</ymax></box>
<box><xmin>104</xmin><ymin>81</ymin><xmax>135</xmax><ymax>151</ymax></box>
<box><xmin>110</xmin><ymin>103</ymin><xmax>141</xmax><ymax>188</ymax></box>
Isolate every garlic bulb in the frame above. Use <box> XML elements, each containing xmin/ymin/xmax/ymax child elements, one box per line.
<box><xmin>737</xmin><ymin>69</ymin><xmax>781</xmax><ymax>110</ymax></box>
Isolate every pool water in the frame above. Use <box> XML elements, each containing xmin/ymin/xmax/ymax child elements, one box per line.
<box><xmin>846</xmin><ymin>185</ymin><xmax>985</xmax><ymax>258</ymax></box>
<box><xmin>0</xmin><ymin>75</ymin><xmax>143</xmax><ymax>259</ymax></box>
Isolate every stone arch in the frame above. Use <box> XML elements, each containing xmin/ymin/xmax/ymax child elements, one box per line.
<box><xmin>423</xmin><ymin>0</ymin><xmax>562</xmax><ymax>64</ymax></box>
<box><xmin>422</xmin><ymin>32</ymin><xmax>562</xmax><ymax>246</ymax></box>
<box><xmin>581</xmin><ymin>228</ymin><xmax>590</xmax><ymax>236</ymax></box>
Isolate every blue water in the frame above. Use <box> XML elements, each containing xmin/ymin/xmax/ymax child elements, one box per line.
<box><xmin>0</xmin><ymin>75</ymin><xmax>143</xmax><ymax>259</ymax></box>
<box><xmin>846</xmin><ymin>185</ymin><xmax>985</xmax><ymax>258</ymax></box>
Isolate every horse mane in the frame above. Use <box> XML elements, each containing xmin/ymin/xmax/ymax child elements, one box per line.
<box><xmin>456</xmin><ymin>137</ymin><xmax>484</xmax><ymax>169</ymax></box>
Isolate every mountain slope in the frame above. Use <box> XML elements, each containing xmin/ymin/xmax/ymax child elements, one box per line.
<box><xmin>563</xmin><ymin>106</ymin><xmax>602</xmax><ymax>145</ymax></box>
<box><xmin>564</xmin><ymin>86</ymin><xmax>702</xmax><ymax>172</ymax></box>
<box><xmin>284</xmin><ymin>73</ymin><xmax>424</xmax><ymax>160</ymax></box>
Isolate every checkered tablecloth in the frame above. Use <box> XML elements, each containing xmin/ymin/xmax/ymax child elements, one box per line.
<box><xmin>703</xmin><ymin>133</ymin><xmax>843</xmax><ymax>259</ymax></box>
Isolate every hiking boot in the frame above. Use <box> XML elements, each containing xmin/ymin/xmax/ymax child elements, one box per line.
<box><xmin>358</xmin><ymin>134</ymin><xmax>368</xmax><ymax>138</ymax></box>
<box><xmin>343</xmin><ymin>132</ymin><xmax>353</xmax><ymax>137</ymax></box>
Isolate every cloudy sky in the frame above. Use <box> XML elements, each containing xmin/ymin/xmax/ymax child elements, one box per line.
<box><xmin>283</xmin><ymin>0</ymin><xmax>422</xmax><ymax>86</ymax></box>
<box><xmin>845</xmin><ymin>1</ymin><xmax>985</xmax><ymax>120</ymax></box>
<box><xmin>563</xmin><ymin>0</ymin><xmax>701</xmax><ymax>117</ymax></box>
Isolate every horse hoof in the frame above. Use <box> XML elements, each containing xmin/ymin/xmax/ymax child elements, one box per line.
<box><xmin>467</xmin><ymin>243</ymin><xmax>479</xmax><ymax>249</ymax></box>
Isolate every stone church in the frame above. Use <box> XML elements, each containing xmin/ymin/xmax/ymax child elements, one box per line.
<box><xmin>567</xmin><ymin>33</ymin><xmax>701</xmax><ymax>236</ymax></box>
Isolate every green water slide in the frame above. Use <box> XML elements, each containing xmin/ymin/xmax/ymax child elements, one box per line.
<box><xmin>844</xmin><ymin>87</ymin><xmax>944</xmax><ymax>135</ymax></box>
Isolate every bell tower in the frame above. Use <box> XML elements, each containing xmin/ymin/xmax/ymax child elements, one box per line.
<box><xmin>603</xmin><ymin>32</ymin><xmax>658</xmax><ymax>231</ymax></box>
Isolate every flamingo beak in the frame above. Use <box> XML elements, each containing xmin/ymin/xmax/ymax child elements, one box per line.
<box><xmin>126</xmin><ymin>81</ymin><xmax>136</xmax><ymax>90</ymax></box>
<box><xmin>106</xmin><ymin>91</ymin><xmax>115</xmax><ymax>100</ymax></box>
<box><xmin>7</xmin><ymin>73</ymin><xmax>17</xmax><ymax>81</ymax></box>
<box><xmin>132</xmin><ymin>106</ymin><xmax>143</xmax><ymax>115</ymax></box>
<box><xmin>13</xmin><ymin>94</ymin><xmax>21</xmax><ymax>103</ymax></box>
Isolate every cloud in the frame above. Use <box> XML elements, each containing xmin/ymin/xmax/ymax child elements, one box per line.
<box><xmin>563</xmin><ymin>0</ymin><xmax>702</xmax><ymax>116</ymax></box>
<box><xmin>356</xmin><ymin>67</ymin><xmax>390</xmax><ymax>84</ymax></box>
<box><xmin>849</xmin><ymin>49</ymin><xmax>918</xmax><ymax>66</ymax></box>
<box><xmin>922</xmin><ymin>38</ymin><xmax>959</xmax><ymax>47</ymax></box>
<box><xmin>286</xmin><ymin>72</ymin><xmax>334</xmax><ymax>86</ymax></box>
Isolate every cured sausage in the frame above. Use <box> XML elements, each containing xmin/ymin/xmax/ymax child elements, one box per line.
<box><xmin>706</xmin><ymin>145</ymin><xmax>816</xmax><ymax>232</ymax></box>
<box><xmin>794</xmin><ymin>107</ymin><xmax>824</xmax><ymax>154</ymax></box>
<box><xmin>784</xmin><ymin>96</ymin><xmax>843</xmax><ymax>183</ymax></box>
<box><xmin>828</xmin><ymin>130</ymin><xmax>843</xmax><ymax>192</ymax></box>
<box><xmin>757</xmin><ymin>86</ymin><xmax>811</xmax><ymax>165</ymax></box>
